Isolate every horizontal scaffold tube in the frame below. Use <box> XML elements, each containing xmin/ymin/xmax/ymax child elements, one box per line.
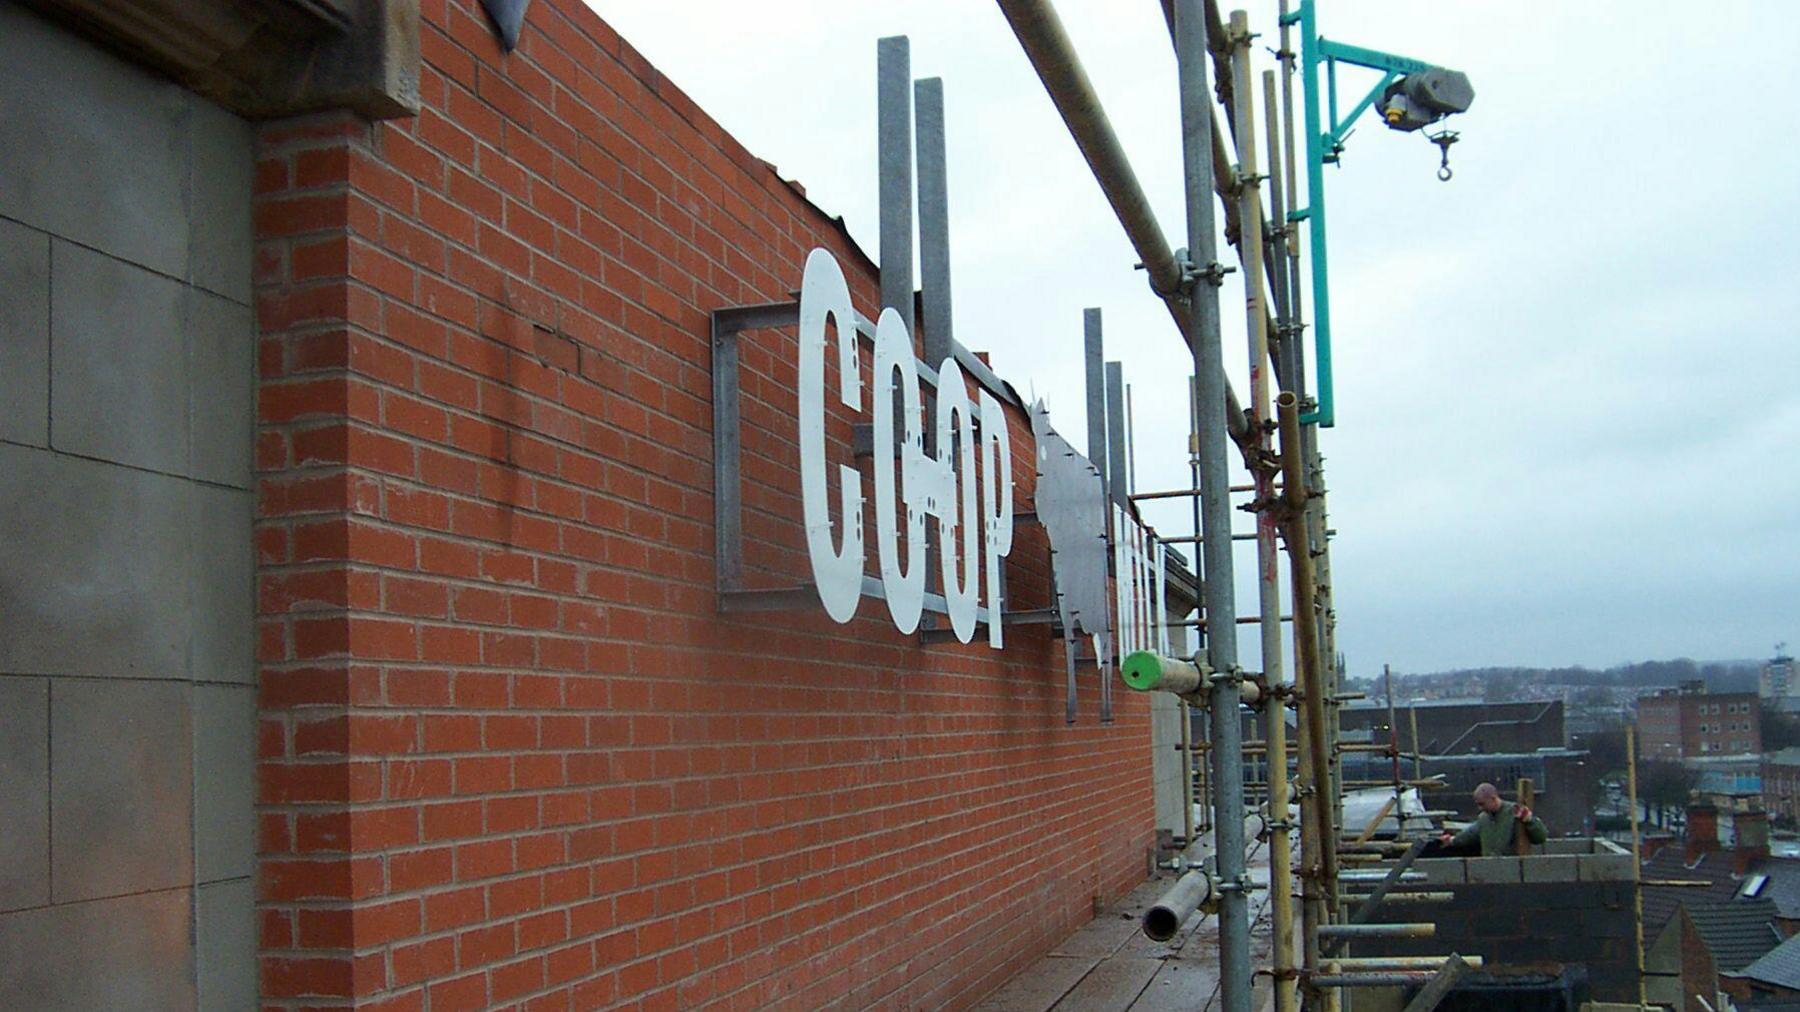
<box><xmin>1121</xmin><ymin>651</ymin><xmax>1263</xmax><ymax>704</ymax></box>
<box><xmin>1310</xmin><ymin>972</ymin><xmax>1439</xmax><ymax>988</ymax></box>
<box><xmin>1143</xmin><ymin>870</ymin><xmax>1213</xmax><ymax>942</ymax></box>
<box><xmin>1327</xmin><ymin>956</ymin><xmax>1484</xmax><ymax>970</ymax></box>
<box><xmin>1318</xmin><ymin>922</ymin><xmax>1436</xmax><ymax>939</ymax></box>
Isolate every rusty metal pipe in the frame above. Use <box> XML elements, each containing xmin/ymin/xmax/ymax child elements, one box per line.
<box><xmin>1310</xmin><ymin>972</ymin><xmax>1440</xmax><ymax>988</ymax></box>
<box><xmin>994</xmin><ymin>0</ymin><xmax>1251</xmax><ymax>447</ymax></box>
<box><xmin>1328</xmin><ymin>956</ymin><xmax>1483</xmax><ymax>970</ymax></box>
<box><xmin>1278</xmin><ymin>389</ymin><xmax>1336</xmax><ymax>902</ymax></box>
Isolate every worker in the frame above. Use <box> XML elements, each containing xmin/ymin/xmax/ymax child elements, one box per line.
<box><xmin>1438</xmin><ymin>782</ymin><xmax>1547</xmax><ymax>855</ymax></box>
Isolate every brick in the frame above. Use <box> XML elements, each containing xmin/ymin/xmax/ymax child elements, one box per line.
<box><xmin>246</xmin><ymin>0</ymin><xmax>1166</xmax><ymax>1005</ymax></box>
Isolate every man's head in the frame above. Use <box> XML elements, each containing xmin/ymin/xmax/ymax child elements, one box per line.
<box><xmin>1472</xmin><ymin>782</ymin><xmax>1504</xmax><ymax>814</ymax></box>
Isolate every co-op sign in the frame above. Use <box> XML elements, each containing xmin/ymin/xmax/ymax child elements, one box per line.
<box><xmin>797</xmin><ymin>249</ymin><xmax>1016</xmax><ymax>647</ymax></box>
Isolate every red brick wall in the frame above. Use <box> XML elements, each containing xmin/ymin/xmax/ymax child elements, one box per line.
<box><xmin>1639</xmin><ymin>692</ymin><xmax>1761</xmax><ymax>759</ymax></box>
<box><xmin>1637</xmin><ymin>695</ymin><xmax>1683</xmax><ymax>760</ymax></box>
<box><xmin>251</xmin><ymin>1</ymin><xmax>1154</xmax><ymax>1008</ymax></box>
<box><xmin>1678</xmin><ymin>912</ymin><xmax>1721</xmax><ymax>1012</ymax></box>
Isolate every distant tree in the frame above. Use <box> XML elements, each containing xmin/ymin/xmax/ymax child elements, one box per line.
<box><xmin>1574</xmin><ymin>685</ymin><xmax>1614</xmax><ymax>707</ymax></box>
<box><xmin>1482</xmin><ymin>672</ymin><xmax>1522</xmax><ymax>702</ymax></box>
<box><xmin>1583</xmin><ymin>727</ymin><xmax>1628</xmax><ymax>779</ymax></box>
<box><xmin>1638</xmin><ymin>760</ymin><xmax>1698</xmax><ymax>828</ymax></box>
<box><xmin>1566</xmin><ymin>727</ymin><xmax>1628</xmax><ymax>827</ymax></box>
<box><xmin>1763</xmin><ymin>704</ymin><xmax>1800</xmax><ymax>751</ymax></box>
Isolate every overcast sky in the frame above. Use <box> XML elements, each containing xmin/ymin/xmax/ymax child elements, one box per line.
<box><xmin>593</xmin><ymin>1</ymin><xmax>1799</xmax><ymax>674</ymax></box>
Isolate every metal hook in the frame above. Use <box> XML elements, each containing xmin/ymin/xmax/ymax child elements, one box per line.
<box><xmin>1427</xmin><ymin>129</ymin><xmax>1459</xmax><ymax>183</ymax></box>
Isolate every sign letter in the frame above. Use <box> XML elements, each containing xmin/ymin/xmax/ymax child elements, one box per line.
<box><xmin>872</xmin><ymin>307</ymin><xmax>926</xmax><ymax>632</ymax></box>
<box><xmin>798</xmin><ymin>249</ymin><xmax>864</xmax><ymax>623</ymax></box>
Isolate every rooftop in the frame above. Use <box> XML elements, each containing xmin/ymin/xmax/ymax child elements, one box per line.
<box><xmin>1731</xmin><ymin>931</ymin><xmax>1800</xmax><ymax>991</ymax></box>
<box><xmin>1682</xmin><ymin>898</ymin><xmax>1781</xmax><ymax>972</ymax></box>
<box><xmin>1342</xmin><ymin>696</ymin><xmax>1544</xmax><ymax>711</ymax></box>
<box><xmin>1642</xmin><ymin>848</ymin><xmax>1800</xmax><ymax>923</ymax></box>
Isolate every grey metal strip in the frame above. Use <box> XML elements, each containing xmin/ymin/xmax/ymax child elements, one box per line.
<box><xmin>711</xmin><ymin>301</ymin><xmax>798</xmax><ymax>603</ymax></box>
<box><xmin>1084</xmin><ymin>308</ymin><xmax>1107</xmax><ymax>490</ymax></box>
<box><xmin>1105</xmin><ymin>361</ymin><xmax>1127</xmax><ymax>507</ymax></box>
<box><xmin>878</xmin><ymin>36</ymin><xmax>915</xmax><ymax>335</ymax></box>
<box><xmin>916</xmin><ymin>77</ymin><xmax>953</xmax><ymax>372</ymax></box>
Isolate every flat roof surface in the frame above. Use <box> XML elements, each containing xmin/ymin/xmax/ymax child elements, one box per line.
<box><xmin>977</xmin><ymin>829</ymin><xmax>1286</xmax><ymax>1011</ymax></box>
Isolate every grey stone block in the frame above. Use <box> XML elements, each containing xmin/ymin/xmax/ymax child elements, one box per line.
<box><xmin>0</xmin><ymin>3</ymin><xmax>191</xmax><ymax>278</ymax></box>
<box><xmin>187</xmin><ymin>101</ymin><xmax>253</xmax><ymax>305</ymax></box>
<box><xmin>51</xmin><ymin>242</ymin><xmax>189</xmax><ymax>474</ymax></box>
<box><xmin>1415</xmin><ymin>857</ymin><xmax>1467</xmax><ymax>885</ymax></box>
<box><xmin>1579</xmin><ymin>852</ymin><xmax>1635</xmax><ymax>882</ymax></box>
<box><xmin>187</xmin><ymin>290</ymin><xmax>254</xmax><ymax>488</ymax></box>
<box><xmin>51</xmin><ymin>679</ymin><xmax>192</xmax><ymax>902</ymax></box>
<box><xmin>0</xmin><ymin>444</ymin><xmax>189</xmax><ymax>680</ymax></box>
<box><xmin>196</xmin><ymin>877</ymin><xmax>255</xmax><ymax>1012</ymax></box>
<box><xmin>1464</xmin><ymin>857</ymin><xmax>1523</xmax><ymax>884</ymax></box>
<box><xmin>0</xmin><ymin>218</ymin><xmax>49</xmax><ymax>447</ymax></box>
<box><xmin>188</xmin><ymin>484</ymin><xmax>254</xmax><ymax>684</ymax></box>
<box><xmin>0</xmin><ymin>887</ymin><xmax>195</xmax><ymax>1010</ymax></box>
<box><xmin>193</xmin><ymin>684</ymin><xmax>255</xmax><ymax>882</ymax></box>
<box><xmin>1521</xmin><ymin>854</ymin><xmax>1580</xmax><ymax>882</ymax></box>
<box><xmin>0</xmin><ymin>677</ymin><xmax>49</xmax><ymax>912</ymax></box>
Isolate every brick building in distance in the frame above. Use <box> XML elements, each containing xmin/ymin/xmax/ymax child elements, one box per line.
<box><xmin>1637</xmin><ymin>681</ymin><xmax>1762</xmax><ymax>760</ymax></box>
<box><xmin>1340</xmin><ymin>697</ymin><xmax>1565</xmax><ymax>755</ymax></box>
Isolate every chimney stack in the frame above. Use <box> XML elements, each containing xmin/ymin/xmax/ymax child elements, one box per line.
<box><xmin>1686</xmin><ymin>802</ymin><xmax>1721</xmax><ymax>863</ymax></box>
<box><xmin>1734</xmin><ymin>808</ymin><xmax>1772</xmax><ymax>874</ymax></box>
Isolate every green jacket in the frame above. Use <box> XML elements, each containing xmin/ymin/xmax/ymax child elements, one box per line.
<box><xmin>1450</xmin><ymin>803</ymin><xmax>1548</xmax><ymax>856</ymax></box>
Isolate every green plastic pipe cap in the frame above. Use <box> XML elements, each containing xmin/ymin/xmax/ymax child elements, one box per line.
<box><xmin>1121</xmin><ymin>651</ymin><xmax>1166</xmax><ymax>691</ymax></box>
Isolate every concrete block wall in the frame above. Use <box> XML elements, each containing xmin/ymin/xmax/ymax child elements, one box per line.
<box><xmin>0</xmin><ymin>3</ymin><xmax>257</xmax><ymax>1008</ymax></box>
<box><xmin>1151</xmin><ymin>627</ymin><xmax>1190</xmax><ymax>840</ymax></box>
<box><xmin>250</xmin><ymin>0</ymin><xmax>1155</xmax><ymax>1008</ymax></box>
<box><xmin>1360</xmin><ymin>849</ymin><xmax>1639</xmax><ymax>1002</ymax></box>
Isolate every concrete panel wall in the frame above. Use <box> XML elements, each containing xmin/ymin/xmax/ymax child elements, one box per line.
<box><xmin>1151</xmin><ymin>626</ymin><xmax>1191</xmax><ymax>838</ymax></box>
<box><xmin>0</xmin><ymin>3</ymin><xmax>255</xmax><ymax>1008</ymax></box>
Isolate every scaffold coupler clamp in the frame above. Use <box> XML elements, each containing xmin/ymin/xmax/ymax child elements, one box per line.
<box><xmin>1232</xmin><ymin>168</ymin><xmax>1268</xmax><ymax>197</ymax></box>
<box><xmin>1173</xmin><ymin>247</ymin><xmax>1234</xmax><ymax>295</ymax></box>
<box><xmin>1215</xmin><ymin>871</ymin><xmax>1259</xmax><ymax>895</ymax></box>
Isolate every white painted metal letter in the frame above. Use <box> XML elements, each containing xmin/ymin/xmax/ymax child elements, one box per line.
<box><xmin>979</xmin><ymin>390</ymin><xmax>1014</xmax><ymax>647</ymax></box>
<box><xmin>935</xmin><ymin>358</ymin><xmax>979</xmax><ymax>643</ymax></box>
<box><xmin>798</xmin><ymin>248</ymin><xmax>865</xmax><ymax>623</ymax></box>
<box><xmin>872</xmin><ymin>307</ymin><xmax>926</xmax><ymax>632</ymax></box>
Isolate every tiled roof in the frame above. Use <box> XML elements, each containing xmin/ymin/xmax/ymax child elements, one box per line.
<box><xmin>1641</xmin><ymin>849</ymin><xmax>1740</xmax><ymax>932</ymax></box>
<box><xmin>1640</xmin><ymin>847</ymin><xmax>1800</xmax><ymax>924</ymax></box>
<box><xmin>1733</xmin><ymin>931</ymin><xmax>1800</xmax><ymax>991</ymax></box>
<box><xmin>1683</xmin><ymin>898</ymin><xmax>1781</xmax><ymax>972</ymax></box>
<box><xmin>1748</xmin><ymin>857</ymin><xmax>1800</xmax><ymax>920</ymax></box>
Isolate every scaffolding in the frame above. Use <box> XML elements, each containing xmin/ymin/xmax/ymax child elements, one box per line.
<box><xmin>996</xmin><ymin>1</ymin><xmax>1472</xmax><ymax>1010</ymax></box>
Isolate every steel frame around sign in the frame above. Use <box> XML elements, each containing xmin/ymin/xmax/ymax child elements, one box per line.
<box><xmin>710</xmin><ymin>299</ymin><xmax>1025</xmax><ymax>626</ymax></box>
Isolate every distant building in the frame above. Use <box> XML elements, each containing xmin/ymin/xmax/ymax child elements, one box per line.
<box><xmin>1565</xmin><ymin>685</ymin><xmax>1633</xmax><ymax>737</ymax></box>
<box><xmin>1643</xmin><ymin>806</ymin><xmax>1792</xmax><ymax>1009</ymax></box>
<box><xmin>1764</xmin><ymin>651</ymin><xmax>1798</xmax><ymax>699</ymax></box>
<box><xmin>1637</xmin><ymin>681</ymin><xmax>1761</xmax><ymax>760</ymax></box>
<box><xmin>1765</xmin><ymin>749</ymin><xmax>1800</xmax><ymax>823</ymax></box>
<box><xmin>1340</xmin><ymin>697</ymin><xmax>1565</xmax><ymax>755</ymax></box>
<box><xmin>1340</xmin><ymin>746</ymin><xmax>1591</xmax><ymax>835</ymax></box>
<box><xmin>1692</xmin><ymin>755</ymin><xmax>1764</xmax><ymax>813</ymax></box>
